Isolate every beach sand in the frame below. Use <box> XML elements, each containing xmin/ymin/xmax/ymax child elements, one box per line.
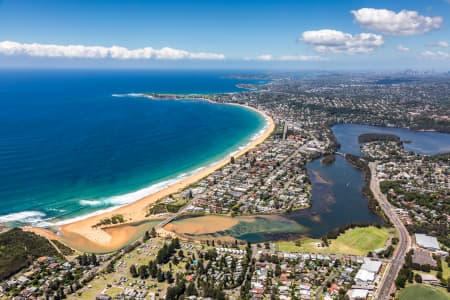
<box><xmin>25</xmin><ymin>219</ymin><xmax>163</xmax><ymax>253</ymax></box>
<box><xmin>29</xmin><ymin>104</ymin><xmax>274</xmax><ymax>253</ymax></box>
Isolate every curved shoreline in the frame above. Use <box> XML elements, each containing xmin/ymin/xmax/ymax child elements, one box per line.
<box><xmin>27</xmin><ymin>103</ymin><xmax>275</xmax><ymax>252</ymax></box>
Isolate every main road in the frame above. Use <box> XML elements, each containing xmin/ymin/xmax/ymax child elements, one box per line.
<box><xmin>369</xmin><ymin>162</ymin><xmax>412</xmax><ymax>300</ymax></box>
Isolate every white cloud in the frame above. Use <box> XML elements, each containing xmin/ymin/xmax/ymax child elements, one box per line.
<box><xmin>278</xmin><ymin>55</ymin><xmax>325</xmax><ymax>61</ymax></box>
<box><xmin>428</xmin><ymin>41</ymin><xmax>449</xmax><ymax>48</ymax></box>
<box><xmin>256</xmin><ymin>54</ymin><xmax>274</xmax><ymax>61</ymax></box>
<box><xmin>301</xmin><ymin>29</ymin><xmax>384</xmax><ymax>54</ymax></box>
<box><xmin>255</xmin><ymin>54</ymin><xmax>325</xmax><ymax>61</ymax></box>
<box><xmin>397</xmin><ymin>45</ymin><xmax>410</xmax><ymax>52</ymax></box>
<box><xmin>421</xmin><ymin>50</ymin><xmax>450</xmax><ymax>59</ymax></box>
<box><xmin>351</xmin><ymin>8</ymin><xmax>443</xmax><ymax>35</ymax></box>
<box><xmin>0</xmin><ymin>41</ymin><xmax>225</xmax><ymax>60</ymax></box>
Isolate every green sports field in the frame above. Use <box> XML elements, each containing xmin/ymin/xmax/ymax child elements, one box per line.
<box><xmin>276</xmin><ymin>226</ymin><xmax>395</xmax><ymax>256</ymax></box>
<box><xmin>398</xmin><ymin>284</ymin><xmax>450</xmax><ymax>300</ymax></box>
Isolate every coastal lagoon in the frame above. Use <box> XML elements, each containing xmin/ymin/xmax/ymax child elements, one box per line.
<box><xmin>287</xmin><ymin>124</ymin><xmax>450</xmax><ymax>237</ymax></box>
<box><xmin>333</xmin><ymin>124</ymin><xmax>450</xmax><ymax>155</ymax></box>
<box><xmin>177</xmin><ymin>124</ymin><xmax>450</xmax><ymax>242</ymax></box>
<box><xmin>0</xmin><ymin>70</ymin><xmax>266</xmax><ymax>227</ymax></box>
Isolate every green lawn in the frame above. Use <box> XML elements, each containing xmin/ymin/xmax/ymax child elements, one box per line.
<box><xmin>442</xmin><ymin>259</ymin><xmax>450</xmax><ymax>281</ymax></box>
<box><xmin>105</xmin><ymin>287</ymin><xmax>124</xmax><ymax>298</ymax></box>
<box><xmin>276</xmin><ymin>226</ymin><xmax>395</xmax><ymax>256</ymax></box>
<box><xmin>398</xmin><ymin>284</ymin><xmax>450</xmax><ymax>300</ymax></box>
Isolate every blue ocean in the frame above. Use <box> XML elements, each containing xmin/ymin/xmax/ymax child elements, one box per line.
<box><xmin>0</xmin><ymin>70</ymin><xmax>266</xmax><ymax>226</ymax></box>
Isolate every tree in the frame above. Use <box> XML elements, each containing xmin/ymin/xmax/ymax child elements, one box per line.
<box><xmin>414</xmin><ymin>273</ymin><xmax>422</xmax><ymax>283</ymax></box>
<box><xmin>138</xmin><ymin>265</ymin><xmax>149</xmax><ymax>279</ymax></box>
<box><xmin>57</xmin><ymin>287</ymin><xmax>65</xmax><ymax>300</ymax></box>
<box><xmin>157</xmin><ymin>269</ymin><xmax>165</xmax><ymax>282</ymax></box>
<box><xmin>230</xmin><ymin>156</ymin><xmax>235</xmax><ymax>164</ymax></box>
<box><xmin>150</xmin><ymin>227</ymin><xmax>157</xmax><ymax>238</ymax></box>
<box><xmin>106</xmin><ymin>261</ymin><xmax>114</xmax><ymax>273</ymax></box>
<box><xmin>166</xmin><ymin>280</ymin><xmax>186</xmax><ymax>300</ymax></box>
<box><xmin>165</xmin><ymin>288</ymin><xmax>178</xmax><ymax>300</ymax></box>
<box><xmin>185</xmin><ymin>282</ymin><xmax>198</xmax><ymax>296</ymax></box>
<box><xmin>178</xmin><ymin>249</ymin><xmax>184</xmax><ymax>258</ymax></box>
<box><xmin>275</xmin><ymin>264</ymin><xmax>281</xmax><ymax>277</ymax></box>
<box><xmin>79</xmin><ymin>253</ymin><xmax>88</xmax><ymax>266</ymax></box>
<box><xmin>395</xmin><ymin>275</ymin><xmax>407</xmax><ymax>288</ymax></box>
<box><xmin>173</xmin><ymin>237</ymin><xmax>181</xmax><ymax>249</ymax></box>
<box><xmin>149</xmin><ymin>261</ymin><xmax>158</xmax><ymax>278</ymax></box>
<box><xmin>408</xmin><ymin>271</ymin><xmax>413</xmax><ymax>283</ymax></box>
<box><xmin>90</xmin><ymin>254</ymin><xmax>98</xmax><ymax>266</ymax></box>
<box><xmin>421</xmin><ymin>264</ymin><xmax>431</xmax><ymax>272</ymax></box>
<box><xmin>166</xmin><ymin>271</ymin><xmax>174</xmax><ymax>284</ymax></box>
<box><xmin>143</xmin><ymin>230</ymin><xmax>150</xmax><ymax>241</ymax></box>
<box><xmin>130</xmin><ymin>265</ymin><xmax>138</xmax><ymax>278</ymax></box>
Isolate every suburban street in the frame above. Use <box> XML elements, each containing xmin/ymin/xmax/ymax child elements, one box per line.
<box><xmin>369</xmin><ymin>162</ymin><xmax>412</xmax><ymax>300</ymax></box>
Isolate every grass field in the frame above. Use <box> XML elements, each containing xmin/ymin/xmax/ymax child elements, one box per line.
<box><xmin>275</xmin><ymin>226</ymin><xmax>395</xmax><ymax>256</ymax></box>
<box><xmin>398</xmin><ymin>284</ymin><xmax>450</xmax><ymax>300</ymax></box>
<box><xmin>442</xmin><ymin>259</ymin><xmax>450</xmax><ymax>281</ymax></box>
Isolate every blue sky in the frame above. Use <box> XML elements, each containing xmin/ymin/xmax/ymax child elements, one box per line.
<box><xmin>1</xmin><ymin>0</ymin><xmax>450</xmax><ymax>70</ymax></box>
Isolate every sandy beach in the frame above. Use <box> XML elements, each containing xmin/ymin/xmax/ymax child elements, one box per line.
<box><xmin>29</xmin><ymin>103</ymin><xmax>275</xmax><ymax>253</ymax></box>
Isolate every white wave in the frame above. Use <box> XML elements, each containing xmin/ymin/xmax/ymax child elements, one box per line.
<box><xmin>54</xmin><ymin>206</ymin><xmax>123</xmax><ymax>225</ymax></box>
<box><xmin>0</xmin><ymin>210</ymin><xmax>53</xmax><ymax>227</ymax></box>
<box><xmin>112</xmin><ymin>93</ymin><xmax>145</xmax><ymax>98</ymax></box>
<box><xmin>56</xmin><ymin>167</ymin><xmax>206</xmax><ymax>225</ymax></box>
<box><xmin>78</xmin><ymin>178</ymin><xmax>179</xmax><ymax>208</ymax></box>
<box><xmin>46</xmin><ymin>208</ymin><xmax>67</xmax><ymax>213</ymax></box>
<box><xmin>79</xmin><ymin>200</ymin><xmax>102</xmax><ymax>206</ymax></box>
<box><xmin>0</xmin><ymin>211</ymin><xmax>45</xmax><ymax>222</ymax></box>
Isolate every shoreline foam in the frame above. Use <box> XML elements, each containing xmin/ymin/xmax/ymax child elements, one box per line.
<box><xmin>27</xmin><ymin>101</ymin><xmax>274</xmax><ymax>252</ymax></box>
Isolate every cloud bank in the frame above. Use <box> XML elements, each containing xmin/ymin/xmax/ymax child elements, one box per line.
<box><xmin>422</xmin><ymin>50</ymin><xmax>450</xmax><ymax>59</ymax></box>
<box><xmin>0</xmin><ymin>41</ymin><xmax>225</xmax><ymax>60</ymax></box>
<box><xmin>302</xmin><ymin>29</ymin><xmax>384</xmax><ymax>54</ymax></box>
<box><xmin>428</xmin><ymin>41</ymin><xmax>449</xmax><ymax>48</ymax></box>
<box><xmin>351</xmin><ymin>8</ymin><xmax>443</xmax><ymax>35</ymax></box>
<box><xmin>255</xmin><ymin>54</ymin><xmax>325</xmax><ymax>61</ymax></box>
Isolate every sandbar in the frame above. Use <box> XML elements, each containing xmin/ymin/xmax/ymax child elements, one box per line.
<box><xmin>164</xmin><ymin>215</ymin><xmax>240</xmax><ymax>235</ymax></box>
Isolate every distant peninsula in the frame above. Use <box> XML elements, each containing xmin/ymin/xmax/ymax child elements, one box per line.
<box><xmin>358</xmin><ymin>133</ymin><xmax>401</xmax><ymax>143</ymax></box>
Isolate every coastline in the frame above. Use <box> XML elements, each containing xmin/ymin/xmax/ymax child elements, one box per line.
<box><xmin>27</xmin><ymin>102</ymin><xmax>275</xmax><ymax>253</ymax></box>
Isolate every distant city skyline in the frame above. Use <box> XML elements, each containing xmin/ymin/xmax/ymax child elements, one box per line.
<box><xmin>1</xmin><ymin>0</ymin><xmax>450</xmax><ymax>70</ymax></box>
